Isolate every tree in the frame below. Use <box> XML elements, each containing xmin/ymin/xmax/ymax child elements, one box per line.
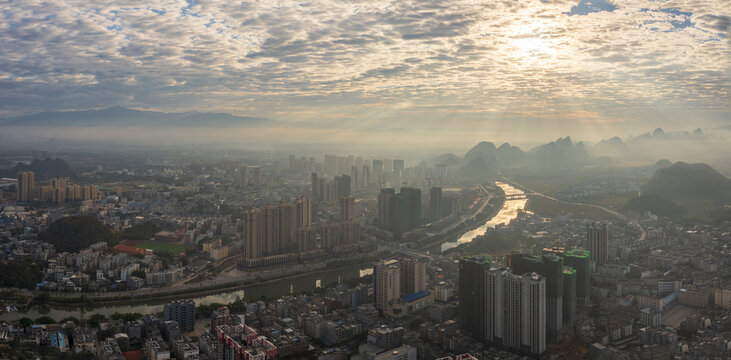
<box><xmin>87</xmin><ymin>313</ymin><xmax>107</xmax><ymax>327</ymax></box>
<box><xmin>131</xmin><ymin>269</ymin><xmax>146</xmax><ymax>279</ymax></box>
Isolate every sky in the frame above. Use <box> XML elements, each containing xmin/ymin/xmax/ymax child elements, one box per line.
<box><xmin>0</xmin><ymin>0</ymin><xmax>729</xmax><ymax>149</ymax></box>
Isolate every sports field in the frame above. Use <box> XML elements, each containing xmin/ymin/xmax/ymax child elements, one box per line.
<box><xmin>134</xmin><ymin>240</ymin><xmax>186</xmax><ymax>254</ymax></box>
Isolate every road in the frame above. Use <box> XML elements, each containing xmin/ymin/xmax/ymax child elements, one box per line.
<box><xmin>500</xmin><ymin>176</ymin><xmax>645</xmax><ymax>239</ymax></box>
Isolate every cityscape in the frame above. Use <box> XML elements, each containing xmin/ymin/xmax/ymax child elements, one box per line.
<box><xmin>1</xmin><ymin>1</ymin><xmax>730</xmax><ymax>360</ymax></box>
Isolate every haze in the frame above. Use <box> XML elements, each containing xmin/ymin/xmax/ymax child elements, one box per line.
<box><xmin>1</xmin><ymin>0</ymin><xmax>729</xmax><ymax>152</ymax></box>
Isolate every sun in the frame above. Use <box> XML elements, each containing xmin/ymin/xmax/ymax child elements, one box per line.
<box><xmin>512</xmin><ymin>37</ymin><xmax>551</xmax><ymax>54</ymax></box>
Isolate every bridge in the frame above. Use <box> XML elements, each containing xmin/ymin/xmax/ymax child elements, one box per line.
<box><xmin>505</xmin><ymin>194</ymin><xmax>527</xmax><ymax>200</ymax></box>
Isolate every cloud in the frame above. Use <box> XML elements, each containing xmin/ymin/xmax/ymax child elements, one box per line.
<box><xmin>0</xmin><ymin>0</ymin><xmax>727</xmax><ymax>143</ymax></box>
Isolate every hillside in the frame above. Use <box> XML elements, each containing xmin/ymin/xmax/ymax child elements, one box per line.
<box><xmin>41</xmin><ymin>216</ymin><xmax>114</xmax><ymax>252</ymax></box>
<box><xmin>12</xmin><ymin>158</ymin><xmax>76</xmax><ymax>180</ymax></box>
<box><xmin>623</xmin><ymin>194</ymin><xmax>686</xmax><ymax>217</ymax></box>
<box><xmin>643</xmin><ymin>162</ymin><xmax>731</xmax><ymax>205</ymax></box>
<box><xmin>458</xmin><ymin>157</ymin><xmax>497</xmax><ymax>180</ymax></box>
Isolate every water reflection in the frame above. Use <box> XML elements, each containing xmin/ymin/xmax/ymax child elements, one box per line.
<box><xmin>440</xmin><ymin>182</ymin><xmax>527</xmax><ymax>253</ymax></box>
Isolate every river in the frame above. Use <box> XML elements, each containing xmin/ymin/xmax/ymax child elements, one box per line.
<box><xmin>440</xmin><ymin>182</ymin><xmax>527</xmax><ymax>253</ymax></box>
<box><xmin>1</xmin><ymin>183</ymin><xmax>524</xmax><ymax>322</ymax></box>
<box><xmin>0</xmin><ymin>265</ymin><xmax>373</xmax><ymax>322</ymax></box>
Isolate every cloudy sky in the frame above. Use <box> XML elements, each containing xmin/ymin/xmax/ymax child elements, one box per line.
<box><xmin>1</xmin><ymin>0</ymin><xmax>729</xmax><ymax>149</ymax></box>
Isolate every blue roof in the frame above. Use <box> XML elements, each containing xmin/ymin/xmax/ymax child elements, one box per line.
<box><xmin>401</xmin><ymin>291</ymin><xmax>429</xmax><ymax>302</ymax></box>
<box><xmin>663</xmin><ymin>291</ymin><xmax>678</xmax><ymax>304</ymax></box>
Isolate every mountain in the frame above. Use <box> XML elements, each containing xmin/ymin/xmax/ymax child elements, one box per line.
<box><xmin>464</xmin><ymin>142</ymin><xmax>526</xmax><ymax>168</ymax></box>
<box><xmin>528</xmin><ymin>136</ymin><xmax>590</xmax><ymax>168</ymax></box>
<box><xmin>464</xmin><ymin>141</ymin><xmax>497</xmax><ymax>162</ymax></box>
<box><xmin>0</xmin><ymin>106</ymin><xmax>268</xmax><ymax>128</ymax></box>
<box><xmin>7</xmin><ymin>158</ymin><xmax>76</xmax><ymax>180</ymax></box>
<box><xmin>40</xmin><ymin>216</ymin><xmax>114</xmax><ymax>252</ymax></box>
<box><xmin>431</xmin><ymin>153</ymin><xmax>461</xmax><ymax>166</ymax></box>
<box><xmin>623</xmin><ymin>194</ymin><xmax>686</xmax><ymax>217</ymax></box>
<box><xmin>458</xmin><ymin>157</ymin><xmax>497</xmax><ymax>180</ymax></box>
<box><xmin>643</xmin><ymin>162</ymin><xmax>731</xmax><ymax>205</ymax></box>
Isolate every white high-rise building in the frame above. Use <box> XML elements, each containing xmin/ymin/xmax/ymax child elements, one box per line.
<box><xmin>481</xmin><ymin>267</ymin><xmax>546</xmax><ymax>357</ymax></box>
<box><xmin>374</xmin><ymin>260</ymin><xmax>401</xmax><ymax>312</ymax></box>
<box><xmin>521</xmin><ymin>273</ymin><xmax>547</xmax><ymax>356</ymax></box>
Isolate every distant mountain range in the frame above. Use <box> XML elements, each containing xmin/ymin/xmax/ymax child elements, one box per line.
<box><xmin>444</xmin><ymin>127</ymin><xmax>729</xmax><ymax>181</ymax></box>
<box><xmin>0</xmin><ymin>106</ymin><xmax>268</xmax><ymax>127</ymax></box>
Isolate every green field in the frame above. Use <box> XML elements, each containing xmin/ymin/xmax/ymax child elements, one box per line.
<box><xmin>134</xmin><ymin>241</ymin><xmax>186</xmax><ymax>254</ymax></box>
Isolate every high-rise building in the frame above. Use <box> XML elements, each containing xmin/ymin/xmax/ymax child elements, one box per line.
<box><xmin>392</xmin><ymin>159</ymin><xmax>404</xmax><ymax>177</ymax></box>
<box><xmin>430</xmin><ymin>187</ymin><xmax>443</xmax><ymax>222</ymax></box>
<box><xmin>587</xmin><ymin>223</ymin><xmax>608</xmax><ymax>265</ymax></box>
<box><xmin>361</xmin><ymin>164</ymin><xmax>370</xmax><ymax>187</ymax></box>
<box><xmin>163</xmin><ymin>300</ymin><xmax>195</xmax><ymax>333</ymax></box>
<box><xmin>374</xmin><ymin>260</ymin><xmax>401</xmax><ymax>312</ymax></box>
<box><xmin>351</xmin><ymin>166</ymin><xmax>359</xmax><ymax>189</ymax></box>
<box><xmin>509</xmin><ymin>253</ymin><xmax>563</xmax><ymax>343</ymax></box>
<box><xmin>32</xmin><ymin>151</ymin><xmax>49</xmax><ymax>161</ymax></box>
<box><xmin>521</xmin><ymin>273</ymin><xmax>547</xmax><ymax>356</ymax></box>
<box><xmin>378</xmin><ymin>188</ymin><xmax>395</xmax><ymax>228</ymax></box>
<box><xmin>458</xmin><ymin>256</ymin><xmax>491</xmax><ymax>340</ymax></box>
<box><xmin>562</xmin><ymin>266</ymin><xmax>577</xmax><ymax>325</ymax></box>
<box><xmin>244</xmin><ymin>197</ymin><xmax>312</xmax><ymax>259</ymax></box>
<box><xmin>16</xmin><ymin>171</ymin><xmax>35</xmax><ymax>202</ymax></box>
<box><xmin>241</xmin><ymin>166</ymin><xmax>249</xmax><ymax>186</ymax></box>
<box><xmin>400</xmin><ymin>187</ymin><xmax>421</xmax><ymax>229</ymax></box>
<box><xmin>339</xmin><ymin>196</ymin><xmax>355</xmax><ymax>222</ymax></box>
<box><xmin>251</xmin><ymin>166</ymin><xmax>262</xmax><ymax>186</ymax></box>
<box><xmin>311</xmin><ymin>173</ymin><xmax>319</xmax><ymax>200</ymax></box>
<box><xmin>399</xmin><ymin>258</ymin><xmax>426</xmax><ymax>295</ymax></box>
<box><xmin>372</xmin><ymin>159</ymin><xmax>384</xmax><ymax>175</ymax></box>
<box><xmin>335</xmin><ymin>174</ymin><xmax>351</xmax><ymax>198</ymax></box>
<box><xmin>564</xmin><ymin>249</ymin><xmax>591</xmax><ymax>305</ymax></box>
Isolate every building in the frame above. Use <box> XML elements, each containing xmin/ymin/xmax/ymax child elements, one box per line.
<box><xmin>510</xmin><ymin>253</ymin><xmax>563</xmax><ymax>343</ymax></box>
<box><xmin>339</xmin><ymin>196</ymin><xmax>355</xmax><ymax>222</ymax></box>
<box><xmin>563</xmin><ymin>266</ymin><xmax>577</xmax><ymax>325</ymax></box>
<box><xmin>163</xmin><ymin>300</ymin><xmax>195</xmax><ymax>333</ymax></box>
<box><xmin>243</xmin><ymin>197</ymin><xmax>312</xmax><ymax>262</ymax></box>
<box><xmin>374</xmin><ymin>260</ymin><xmax>401</xmax><ymax>312</ymax></box>
<box><xmin>460</xmin><ymin>261</ymin><xmax>547</xmax><ymax>357</ymax></box>
<box><xmin>378</xmin><ymin>188</ymin><xmax>396</xmax><ymax>229</ymax></box>
<box><xmin>521</xmin><ymin>272</ymin><xmax>547</xmax><ymax>356</ymax></box>
<box><xmin>562</xmin><ymin>248</ymin><xmax>591</xmax><ymax>305</ymax></box>
<box><xmin>430</xmin><ymin>187</ymin><xmax>443</xmax><ymax>222</ymax></box>
<box><xmin>458</xmin><ymin>257</ymin><xmax>490</xmax><ymax>340</ymax></box>
<box><xmin>587</xmin><ymin>223</ymin><xmax>608</xmax><ymax>266</ymax></box>
<box><xmin>400</xmin><ymin>257</ymin><xmax>427</xmax><ymax>295</ymax></box>
<box><xmin>16</xmin><ymin>171</ymin><xmax>35</xmax><ymax>202</ymax></box>
<box><xmin>216</xmin><ymin>324</ymin><xmax>278</xmax><ymax>360</ymax></box>
<box><xmin>392</xmin><ymin>159</ymin><xmax>404</xmax><ymax>177</ymax></box>
<box><xmin>678</xmin><ymin>286</ymin><xmax>711</xmax><ymax>308</ymax></box>
<box><xmin>640</xmin><ymin>308</ymin><xmax>662</xmax><ymax>327</ymax></box>
<box><xmin>368</xmin><ymin>325</ymin><xmax>405</xmax><ymax>351</ymax></box>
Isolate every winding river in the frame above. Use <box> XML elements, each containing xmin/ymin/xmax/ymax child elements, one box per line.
<box><xmin>1</xmin><ymin>182</ymin><xmax>525</xmax><ymax>322</ymax></box>
<box><xmin>440</xmin><ymin>182</ymin><xmax>527</xmax><ymax>253</ymax></box>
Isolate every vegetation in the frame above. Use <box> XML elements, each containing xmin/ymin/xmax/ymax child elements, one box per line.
<box><xmin>644</xmin><ymin>161</ymin><xmax>731</xmax><ymax>206</ymax></box>
<box><xmin>40</xmin><ymin>216</ymin><xmax>114</xmax><ymax>252</ymax></box>
<box><xmin>0</xmin><ymin>260</ymin><xmax>44</xmax><ymax>289</ymax></box>
<box><xmin>123</xmin><ymin>221</ymin><xmax>160</xmax><ymax>240</ymax></box>
<box><xmin>623</xmin><ymin>194</ymin><xmax>686</xmax><ymax>217</ymax></box>
<box><xmin>110</xmin><ymin>312</ymin><xmax>144</xmax><ymax>322</ymax></box>
<box><xmin>526</xmin><ymin>194</ymin><xmax>624</xmax><ymax>222</ymax></box>
<box><xmin>443</xmin><ymin>231</ymin><xmax>539</xmax><ymax>256</ymax></box>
